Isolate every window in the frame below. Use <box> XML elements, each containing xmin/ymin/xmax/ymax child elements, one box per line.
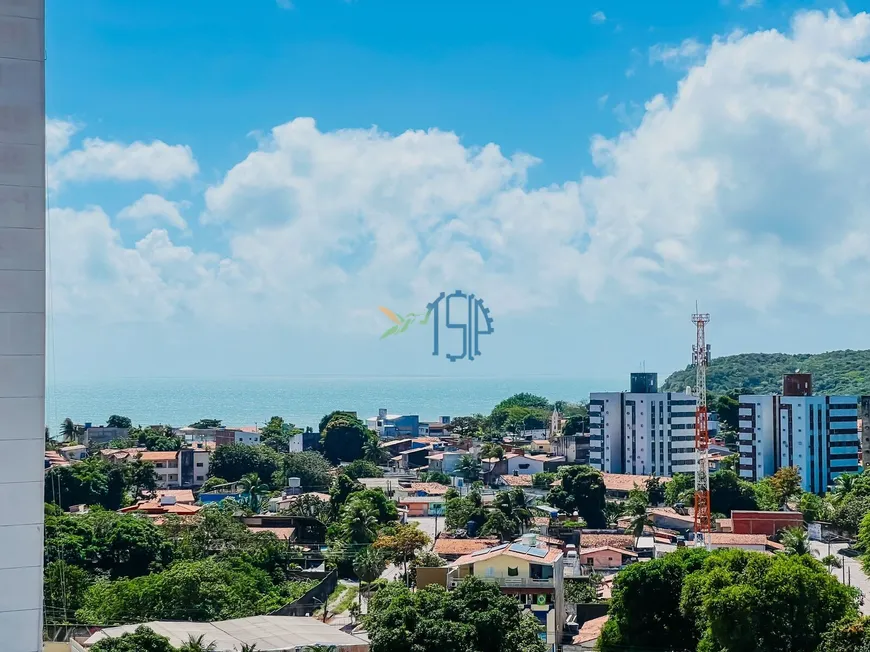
<box><xmin>196</xmin><ymin>462</ymin><xmax>204</xmax><ymax>467</ymax></box>
<box><xmin>518</xmin><ymin>463</ymin><xmax>530</xmax><ymax>470</ymax></box>
<box><xmin>196</xmin><ymin>475</ymin><xmax>204</xmax><ymax>481</ymax></box>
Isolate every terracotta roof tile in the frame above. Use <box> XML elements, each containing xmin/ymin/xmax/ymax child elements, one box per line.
<box><xmin>433</xmin><ymin>537</ymin><xmax>500</xmax><ymax>556</ymax></box>
<box><xmin>579</xmin><ymin>534</ymin><xmax>634</xmax><ymax>549</ymax></box>
<box><xmin>138</xmin><ymin>451</ymin><xmax>179</xmax><ymax>462</ymax></box>
<box><xmin>499</xmin><ymin>475</ymin><xmax>533</xmax><ymax>487</ymax></box>
<box><xmin>409</xmin><ymin>483</ymin><xmax>450</xmax><ymax>495</ymax></box>
<box><xmin>574</xmin><ymin>615</ymin><xmax>610</xmax><ymax>645</ymax></box>
<box><xmin>452</xmin><ymin>544</ymin><xmax>563</xmax><ymax>566</ymax></box>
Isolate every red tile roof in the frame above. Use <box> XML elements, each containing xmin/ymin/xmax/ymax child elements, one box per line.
<box><xmin>138</xmin><ymin>451</ymin><xmax>179</xmax><ymax>462</ymax></box>
<box><xmin>119</xmin><ymin>500</ymin><xmax>202</xmax><ymax>516</ymax></box>
<box><xmin>409</xmin><ymin>483</ymin><xmax>450</xmax><ymax>495</ymax></box>
<box><xmin>579</xmin><ymin>546</ymin><xmax>638</xmax><ymax>557</ymax></box>
<box><xmin>499</xmin><ymin>475</ymin><xmax>533</xmax><ymax>487</ymax></box>
<box><xmin>579</xmin><ymin>533</ymin><xmax>634</xmax><ymax>549</ymax></box>
<box><xmin>574</xmin><ymin>615</ymin><xmax>610</xmax><ymax>645</ymax></box>
<box><xmin>452</xmin><ymin>544</ymin><xmax>562</xmax><ymax>566</ymax></box>
<box><xmin>433</xmin><ymin>537</ymin><xmax>500</xmax><ymax>556</ymax></box>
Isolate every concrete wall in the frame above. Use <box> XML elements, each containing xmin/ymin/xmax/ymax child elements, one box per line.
<box><xmin>0</xmin><ymin>1</ymin><xmax>45</xmax><ymax>650</ymax></box>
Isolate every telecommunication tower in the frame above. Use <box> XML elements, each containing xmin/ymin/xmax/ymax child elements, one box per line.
<box><xmin>692</xmin><ymin>310</ymin><xmax>712</xmax><ymax>550</ymax></box>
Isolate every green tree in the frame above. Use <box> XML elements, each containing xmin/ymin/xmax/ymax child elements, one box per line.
<box><xmin>343</xmin><ymin>459</ymin><xmax>384</xmax><ymax>480</ymax></box>
<box><xmin>280</xmin><ymin>493</ymin><xmax>331</xmax><ymax>522</ymax></box>
<box><xmin>277</xmin><ymin>450</ymin><xmax>333</xmax><ymax>492</ymax></box>
<box><xmin>189</xmin><ymin>419</ymin><xmax>222</xmax><ymax>429</ymax></box>
<box><xmin>125</xmin><ymin>458</ymin><xmax>158</xmax><ymax>499</ymax></box>
<box><xmin>178</xmin><ymin>635</ymin><xmax>218</xmax><ymax>652</ymax></box>
<box><xmin>209</xmin><ymin>444</ymin><xmax>283</xmax><ymax>485</ymax></box>
<box><xmin>259</xmin><ymin>416</ymin><xmax>302</xmax><ymax>453</ymax></box>
<box><xmin>714</xmin><ymin>393</ymin><xmax>740</xmax><ymax>433</ymax></box>
<box><xmin>44</xmin><ymin>458</ymin><xmax>128</xmax><ymax>510</ymax></box>
<box><xmin>455</xmin><ymin>454</ymin><xmax>481</xmax><ymax>482</ymax></box>
<box><xmin>818</xmin><ymin>616</ymin><xmax>870</xmax><ymax>652</ymax></box>
<box><xmin>822</xmin><ymin>554</ymin><xmax>843</xmax><ymax>571</ymax></box>
<box><xmin>449</xmin><ymin>415</ymin><xmax>488</xmax><ymax>438</ymax></box>
<box><xmin>419</xmin><ymin>471</ymin><xmax>452</xmax><ymax>485</ymax></box>
<box><xmin>532</xmin><ymin>472</ymin><xmax>556</xmax><ymax>490</ymax></box>
<box><xmin>833</xmin><ymin>493</ymin><xmax>870</xmax><ymax>534</ymax></box>
<box><xmin>373</xmin><ymin>523</ymin><xmax>431</xmax><ymax>583</ymax></box>
<box><xmin>563</xmin><ymin>414</ymin><xmax>587</xmax><ymax>437</ymax></box>
<box><xmin>480</xmin><ymin>510</ymin><xmax>518</xmax><ymax>541</ymax></box>
<box><xmin>238</xmin><ymin>473</ymin><xmax>271</xmax><ymax>512</ymax></box>
<box><xmin>107</xmin><ymin>415</ymin><xmax>133</xmax><ymax>429</ymax></box>
<box><xmin>644</xmin><ymin>476</ymin><xmax>666</xmax><ymax>506</ymax></box>
<box><xmin>365</xmin><ymin>578</ymin><xmax>547</xmax><ymax>652</ymax></box>
<box><xmin>363</xmin><ymin>437</ymin><xmax>388</xmax><ymax>464</ymax></box>
<box><xmin>200</xmin><ymin>476</ymin><xmax>229</xmax><ymax>492</ymax></box>
<box><xmin>445</xmin><ymin>490</ymin><xmax>486</xmax><ymax>532</ymax></box>
<box><xmin>480</xmin><ymin>442</ymin><xmax>504</xmax><ymax>460</ymax></box>
<box><xmin>43</xmin><ymin>560</ymin><xmax>92</xmax><ymax>623</ymax></box>
<box><xmin>709</xmin><ymin>469</ymin><xmax>758</xmax><ymax>514</ymax></box>
<box><xmin>832</xmin><ymin>472</ymin><xmax>860</xmax><ymax>504</ymax></box>
<box><xmin>664</xmin><ymin>473</ymin><xmax>695</xmax><ymax>506</ymax></box>
<box><xmin>341</xmin><ymin>501</ymin><xmax>380</xmax><ymax>544</ymax></box>
<box><xmin>408</xmin><ymin>551</ymin><xmax>445</xmax><ymax>586</ymax></box>
<box><xmin>769</xmin><ymin>466</ymin><xmax>803</xmax><ymax>507</ymax></box>
<box><xmin>780</xmin><ymin>527</ymin><xmax>815</xmax><ymax>556</ymax></box>
<box><xmin>546</xmin><ymin>465</ymin><xmax>606</xmax><ymax>528</ymax></box>
<box><xmin>89</xmin><ymin>626</ymin><xmax>175</xmax><ymax>652</ymax></box>
<box><xmin>319</xmin><ymin>411</ymin><xmax>358</xmax><ymax>434</ymax></box>
<box><xmin>564</xmin><ymin>573</ymin><xmax>602</xmax><ymax>604</ymax></box>
<box><xmin>320</xmin><ymin>415</ymin><xmax>373</xmax><ymax>463</ymax></box>
<box><xmin>353</xmin><ymin>547</ymin><xmax>387</xmax><ymax>610</ymax></box>
<box><xmin>799</xmin><ymin>491</ymin><xmax>830</xmax><ymax>522</ymax></box>
<box><xmin>61</xmin><ymin>417</ymin><xmax>81</xmax><ymax>443</ymax></box>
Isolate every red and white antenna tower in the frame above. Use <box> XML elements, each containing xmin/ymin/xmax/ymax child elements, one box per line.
<box><xmin>692</xmin><ymin>308</ymin><xmax>712</xmax><ymax>550</ymax></box>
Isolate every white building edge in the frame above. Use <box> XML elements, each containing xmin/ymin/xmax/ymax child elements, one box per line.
<box><xmin>0</xmin><ymin>1</ymin><xmax>46</xmax><ymax>650</ymax></box>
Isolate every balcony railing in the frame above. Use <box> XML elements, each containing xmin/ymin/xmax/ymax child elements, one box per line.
<box><xmin>447</xmin><ymin>571</ymin><xmax>556</xmax><ymax>589</ymax></box>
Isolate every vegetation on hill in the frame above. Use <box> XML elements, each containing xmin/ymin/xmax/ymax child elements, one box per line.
<box><xmin>661</xmin><ymin>350</ymin><xmax>870</xmax><ymax>395</ymax></box>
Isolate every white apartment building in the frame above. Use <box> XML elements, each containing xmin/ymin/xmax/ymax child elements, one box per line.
<box><xmin>739</xmin><ymin>386</ymin><xmax>860</xmax><ymax>493</ymax></box>
<box><xmin>0</xmin><ymin>1</ymin><xmax>45</xmax><ymax>649</ymax></box>
<box><xmin>589</xmin><ymin>374</ymin><xmax>697</xmax><ymax>477</ymax></box>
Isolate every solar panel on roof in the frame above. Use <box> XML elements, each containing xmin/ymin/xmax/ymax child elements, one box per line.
<box><xmin>527</xmin><ymin>547</ymin><xmax>548</xmax><ymax>558</ymax></box>
<box><xmin>509</xmin><ymin>544</ymin><xmax>530</xmax><ymax>554</ymax></box>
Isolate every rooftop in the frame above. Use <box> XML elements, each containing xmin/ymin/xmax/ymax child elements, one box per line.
<box><xmin>149</xmin><ymin>489</ymin><xmax>195</xmax><ymax>504</ymax></box>
<box><xmin>408</xmin><ymin>482</ymin><xmax>450</xmax><ymax>495</ymax></box>
<box><xmin>433</xmin><ymin>537</ymin><xmax>500</xmax><ymax>556</ymax></box>
<box><xmin>138</xmin><ymin>450</ymin><xmax>179</xmax><ymax>462</ymax></box>
<box><xmin>452</xmin><ymin>542</ymin><xmax>563</xmax><ymax>566</ymax></box>
<box><xmin>580</xmin><ymin>546</ymin><xmax>638</xmax><ymax>557</ymax></box>
<box><xmin>648</xmin><ymin>507</ymin><xmax>695</xmax><ymax>524</ymax></box>
<box><xmin>119</xmin><ymin>500</ymin><xmax>202</xmax><ymax>516</ymax></box>
<box><xmin>574</xmin><ymin>615</ymin><xmax>610</xmax><ymax>646</ymax></box>
<box><xmin>579</xmin><ymin>533</ymin><xmax>634</xmax><ymax>550</ymax></box>
<box><xmin>82</xmin><ymin>615</ymin><xmax>370</xmax><ymax>650</ymax></box>
<box><xmin>498</xmin><ymin>474</ymin><xmax>533</xmax><ymax>487</ymax></box>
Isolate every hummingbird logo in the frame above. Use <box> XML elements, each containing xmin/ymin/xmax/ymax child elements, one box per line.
<box><xmin>378</xmin><ymin>306</ymin><xmax>432</xmax><ymax>339</ymax></box>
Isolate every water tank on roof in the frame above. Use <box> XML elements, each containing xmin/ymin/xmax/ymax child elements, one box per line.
<box><xmin>522</xmin><ymin>533</ymin><xmax>538</xmax><ymax>547</ymax></box>
<box><xmin>159</xmin><ymin>495</ymin><xmax>177</xmax><ymax>506</ymax></box>
<box><xmin>287</xmin><ymin>477</ymin><xmax>301</xmax><ymax>488</ymax></box>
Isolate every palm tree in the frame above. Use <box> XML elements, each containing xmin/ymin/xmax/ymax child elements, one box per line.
<box><xmin>178</xmin><ymin>635</ymin><xmax>217</xmax><ymax>652</ymax></box>
<box><xmin>832</xmin><ymin>473</ymin><xmax>857</xmax><ymax>504</ymax></box>
<box><xmin>238</xmin><ymin>473</ymin><xmax>270</xmax><ymax>513</ymax></box>
<box><xmin>239</xmin><ymin>645</ymin><xmax>258</xmax><ymax>652</ymax></box>
<box><xmin>303</xmin><ymin>646</ymin><xmax>337</xmax><ymax>652</ymax></box>
<box><xmin>456</xmin><ymin>455</ymin><xmax>481</xmax><ymax>483</ymax></box>
<box><xmin>822</xmin><ymin>554</ymin><xmax>843</xmax><ymax>571</ymax></box>
<box><xmin>342</xmin><ymin>502</ymin><xmax>379</xmax><ymax>544</ymax></box>
<box><xmin>363</xmin><ymin>437</ymin><xmax>387</xmax><ymax>464</ymax></box>
<box><xmin>781</xmin><ymin>527</ymin><xmax>816</xmax><ymax>556</ymax></box>
<box><xmin>626</xmin><ymin>511</ymin><xmax>653</xmax><ymax>537</ymax></box>
<box><xmin>61</xmin><ymin>418</ymin><xmax>79</xmax><ymax>443</ymax></box>
<box><xmin>353</xmin><ymin>547</ymin><xmax>387</xmax><ymax>612</ymax></box>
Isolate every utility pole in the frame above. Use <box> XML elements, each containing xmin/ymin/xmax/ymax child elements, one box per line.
<box><xmin>692</xmin><ymin>308</ymin><xmax>712</xmax><ymax>551</ymax></box>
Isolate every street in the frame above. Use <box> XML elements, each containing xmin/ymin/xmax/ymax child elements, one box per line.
<box><xmin>810</xmin><ymin>540</ymin><xmax>870</xmax><ymax>615</ymax></box>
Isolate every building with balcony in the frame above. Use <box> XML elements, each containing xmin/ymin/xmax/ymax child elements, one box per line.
<box><xmin>447</xmin><ymin>534</ymin><xmax>565</xmax><ymax>648</ymax></box>
<box><xmin>589</xmin><ymin>373</ymin><xmax>697</xmax><ymax>476</ymax></box>
<box><xmin>738</xmin><ymin>374</ymin><xmax>860</xmax><ymax>493</ymax></box>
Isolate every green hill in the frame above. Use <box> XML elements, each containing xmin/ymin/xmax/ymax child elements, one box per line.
<box><xmin>660</xmin><ymin>350</ymin><xmax>870</xmax><ymax>396</ymax></box>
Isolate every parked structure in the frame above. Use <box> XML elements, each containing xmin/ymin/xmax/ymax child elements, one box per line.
<box><xmin>738</xmin><ymin>374</ymin><xmax>860</xmax><ymax>492</ymax></box>
<box><xmin>589</xmin><ymin>373</ymin><xmax>698</xmax><ymax>476</ymax></box>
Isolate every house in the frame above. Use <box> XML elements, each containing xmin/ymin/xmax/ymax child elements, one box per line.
<box><xmin>176</xmin><ymin>426</ymin><xmax>260</xmax><ymax>447</ymax></box>
<box><xmin>708</xmin><ymin>533</ymin><xmax>784</xmax><ymax>553</ymax></box>
<box><xmin>432</xmin><ymin>536</ymin><xmax>500</xmax><ymax>561</ymax></box>
<box><xmin>240</xmin><ymin>515</ymin><xmax>327</xmax><ymax>545</ymax></box>
<box><xmin>447</xmin><ymin>533</ymin><xmax>565</xmax><ymax>648</ymax></box>
<box><xmin>426</xmin><ymin>450</ymin><xmax>465</xmax><ymax>475</ymax></box>
<box><xmin>83</xmin><ymin>425</ymin><xmax>129</xmax><ymax>446</ymax></box>
<box><xmin>531</xmin><ymin>440</ymin><xmax>552</xmax><ymax>454</ymax></box>
<box><xmin>75</xmin><ymin>616</ymin><xmax>370</xmax><ymax>651</ymax></box>
<box><xmin>482</xmin><ymin>452</ymin><xmax>545</xmax><ymax>484</ymax></box>
<box><xmin>270</xmin><ymin>492</ymin><xmax>331</xmax><ymax>512</ymax></box>
<box><xmin>496</xmin><ymin>474</ymin><xmax>534</xmax><ymax>489</ymax></box>
<box><xmin>729</xmin><ymin>510</ymin><xmax>804</xmax><ymax>536</ymax></box>
<box><xmin>366</xmin><ymin>408</ymin><xmax>422</xmax><ymax>438</ymax></box>
<box><xmin>577</xmin><ymin>533</ymin><xmax>635</xmax><ymax>550</ymax></box>
<box><xmin>577</xmin><ymin>546</ymin><xmax>638</xmax><ymax>570</ymax></box>
<box><xmin>398</xmin><ymin>496</ymin><xmax>446</xmax><ymax>517</ymax></box>
<box><xmin>407</xmin><ymin>482</ymin><xmax>450</xmax><ymax>496</ymax></box>
<box><xmin>553</xmin><ymin>434</ymin><xmax>591</xmax><ymax>465</ymax></box>
<box><xmin>565</xmin><ymin>615</ymin><xmax>610</xmax><ymax>651</ymax></box>
<box><xmin>119</xmin><ymin>496</ymin><xmax>203</xmax><ymax>518</ymax></box>
<box><xmin>100</xmin><ymin>447</ymin><xmax>147</xmax><ymax>463</ymax></box>
<box><xmin>101</xmin><ymin>446</ymin><xmax>209</xmax><ymax>488</ymax></box>
<box><xmin>147</xmin><ymin>489</ymin><xmax>196</xmax><ymax>504</ymax></box>
<box><xmin>137</xmin><ymin>451</ymin><xmax>181</xmax><ymax>488</ymax></box>
<box><xmin>647</xmin><ymin>507</ymin><xmax>696</xmax><ymax>533</ymax></box>
<box><xmin>390</xmin><ymin>446</ymin><xmax>433</xmax><ymax>471</ymax></box>
<box><xmin>44</xmin><ymin>450</ymin><xmax>70</xmax><ymax>469</ymax></box>
<box><xmin>58</xmin><ymin>444</ymin><xmax>87</xmax><ymax>461</ymax></box>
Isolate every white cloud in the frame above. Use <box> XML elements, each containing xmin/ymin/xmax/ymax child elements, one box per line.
<box><xmin>740</xmin><ymin>0</ymin><xmax>762</xmax><ymax>8</ymax></box>
<box><xmin>649</xmin><ymin>37</ymin><xmax>705</xmax><ymax>65</ymax></box>
<box><xmin>46</xmin><ymin>118</ymin><xmax>80</xmax><ymax>158</ymax></box>
<box><xmin>48</xmin><ymin>138</ymin><xmax>198</xmax><ymax>190</ymax></box>
<box><xmin>118</xmin><ymin>194</ymin><xmax>189</xmax><ymax>231</ymax></box>
<box><xmin>591</xmin><ymin>11</ymin><xmax>606</xmax><ymax>24</ymax></box>
<box><xmin>48</xmin><ymin>10</ymin><xmax>870</xmax><ymax>329</ymax></box>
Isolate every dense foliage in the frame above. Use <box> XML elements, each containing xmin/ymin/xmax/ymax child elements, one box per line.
<box><xmin>44</xmin><ymin>457</ymin><xmax>145</xmax><ymax>511</ymax></box>
<box><xmin>662</xmin><ymin>349</ymin><xmax>870</xmax><ymax>395</ymax></box>
<box><xmin>320</xmin><ymin>412</ymin><xmax>377</xmax><ymax>463</ymax></box>
<box><xmin>546</xmin><ymin>465</ymin><xmax>606</xmax><ymax>527</ymax></box>
<box><xmin>365</xmin><ymin>577</ymin><xmax>548</xmax><ymax>652</ymax></box>
<box><xmin>599</xmin><ymin>547</ymin><xmax>859</xmax><ymax>652</ymax></box>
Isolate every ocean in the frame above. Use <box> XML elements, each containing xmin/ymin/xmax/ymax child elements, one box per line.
<box><xmin>45</xmin><ymin>375</ymin><xmax>623</xmax><ymax>433</ymax></box>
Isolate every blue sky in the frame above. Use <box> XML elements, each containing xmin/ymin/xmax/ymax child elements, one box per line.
<box><xmin>45</xmin><ymin>0</ymin><xmax>870</xmax><ymax>381</ymax></box>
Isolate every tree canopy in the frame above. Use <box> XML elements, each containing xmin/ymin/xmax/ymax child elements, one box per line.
<box><xmin>209</xmin><ymin>444</ymin><xmax>283</xmax><ymax>485</ymax></box>
<box><xmin>546</xmin><ymin>465</ymin><xmax>606</xmax><ymax>528</ymax></box>
<box><xmin>365</xmin><ymin>578</ymin><xmax>547</xmax><ymax>652</ymax></box>
<box><xmin>661</xmin><ymin>349</ymin><xmax>870</xmax><ymax>395</ymax></box>
<box><xmin>319</xmin><ymin>413</ymin><xmax>375</xmax><ymax>464</ymax></box>
<box><xmin>106</xmin><ymin>415</ymin><xmax>133</xmax><ymax>429</ymax></box>
<box><xmin>600</xmin><ymin>547</ymin><xmax>859</xmax><ymax>652</ymax></box>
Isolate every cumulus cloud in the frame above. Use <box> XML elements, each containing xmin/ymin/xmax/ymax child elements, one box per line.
<box><xmin>118</xmin><ymin>194</ymin><xmax>189</xmax><ymax>231</ymax></box>
<box><xmin>48</xmin><ymin>10</ymin><xmax>870</xmax><ymax>328</ymax></box>
<box><xmin>649</xmin><ymin>38</ymin><xmax>705</xmax><ymax>65</ymax></box>
<box><xmin>591</xmin><ymin>11</ymin><xmax>606</xmax><ymax>24</ymax></box>
<box><xmin>46</xmin><ymin>118</ymin><xmax>80</xmax><ymax>158</ymax></box>
<box><xmin>48</xmin><ymin>138</ymin><xmax>198</xmax><ymax>190</ymax></box>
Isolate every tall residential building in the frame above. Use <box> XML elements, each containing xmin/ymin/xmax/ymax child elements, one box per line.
<box><xmin>738</xmin><ymin>375</ymin><xmax>860</xmax><ymax>493</ymax></box>
<box><xmin>589</xmin><ymin>373</ymin><xmax>697</xmax><ymax>477</ymax></box>
<box><xmin>0</xmin><ymin>1</ymin><xmax>45</xmax><ymax>649</ymax></box>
